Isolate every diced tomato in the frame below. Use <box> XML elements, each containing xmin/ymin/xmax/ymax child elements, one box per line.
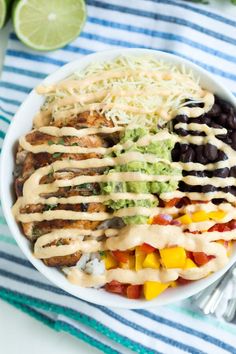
<box><xmin>228</xmin><ymin>220</ymin><xmax>236</xmax><ymax>230</ymax></box>
<box><xmin>139</xmin><ymin>243</ymin><xmax>156</xmax><ymax>254</ymax></box>
<box><xmin>192</xmin><ymin>252</ymin><xmax>214</xmax><ymax>266</ymax></box>
<box><xmin>177</xmin><ymin>277</ymin><xmax>193</xmax><ymax>285</ymax></box>
<box><xmin>190</xmin><ymin>200</ymin><xmax>208</xmax><ymax>204</ymax></box>
<box><xmin>165</xmin><ymin>198</ymin><xmax>181</xmax><ymax>208</ymax></box>
<box><xmin>112</xmin><ymin>250</ymin><xmax>129</xmax><ymax>263</ymax></box>
<box><xmin>152</xmin><ymin>214</ymin><xmax>172</xmax><ymax>225</ymax></box>
<box><xmin>105</xmin><ymin>280</ymin><xmax>126</xmax><ymax>294</ymax></box>
<box><xmin>208</xmin><ymin>224</ymin><xmax>230</xmax><ymax>232</ymax></box>
<box><xmin>186</xmin><ymin>251</ymin><xmax>194</xmax><ymax>261</ymax></box>
<box><xmin>126</xmin><ymin>285</ymin><xmax>142</xmax><ymax>299</ymax></box>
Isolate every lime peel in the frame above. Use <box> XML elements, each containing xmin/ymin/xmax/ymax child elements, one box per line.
<box><xmin>0</xmin><ymin>0</ymin><xmax>12</xmax><ymax>29</ymax></box>
<box><xmin>12</xmin><ymin>0</ymin><xmax>87</xmax><ymax>51</ymax></box>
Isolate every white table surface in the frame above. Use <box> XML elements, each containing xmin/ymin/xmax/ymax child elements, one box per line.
<box><xmin>0</xmin><ymin>2</ymin><xmax>236</xmax><ymax>354</ymax></box>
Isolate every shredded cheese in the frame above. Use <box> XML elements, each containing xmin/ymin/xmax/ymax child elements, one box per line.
<box><xmin>37</xmin><ymin>55</ymin><xmax>212</xmax><ymax>129</ymax></box>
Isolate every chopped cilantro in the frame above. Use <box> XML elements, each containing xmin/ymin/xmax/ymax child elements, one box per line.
<box><xmin>78</xmin><ymin>183</ymin><xmax>91</xmax><ymax>189</ymax></box>
<box><xmin>56</xmin><ymin>239</ymin><xmax>64</xmax><ymax>246</ymax></box>
<box><xmin>52</xmin><ymin>153</ymin><xmax>62</xmax><ymax>158</ymax></box>
<box><xmin>45</xmin><ymin>204</ymin><xmax>58</xmax><ymax>211</ymax></box>
<box><xmin>32</xmin><ymin>227</ymin><xmax>40</xmax><ymax>238</ymax></box>
<box><xmin>99</xmin><ymin>251</ymin><xmax>105</xmax><ymax>257</ymax></box>
<box><xmin>48</xmin><ymin>140</ymin><xmax>54</xmax><ymax>145</ymax></box>
<box><xmin>72</xmin><ymin>142</ymin><xmax>79</xmax><ymax>146</ymax></box>
<box><xmin>58</xmin><ymin>138</ymin><xmax>65</xmax><ymax>145</ymax></box>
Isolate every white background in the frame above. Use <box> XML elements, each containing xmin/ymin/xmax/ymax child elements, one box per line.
<box><xmin>0</xmin><ymin>1</ymin><xmax>236</xmax><ymax>353</ymax></box>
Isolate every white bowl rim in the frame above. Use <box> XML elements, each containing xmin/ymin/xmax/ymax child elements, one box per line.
<box><xmin>1</xmin><ymin>48</ymin><xmax>236</xmax><ymax>309</ymax></box>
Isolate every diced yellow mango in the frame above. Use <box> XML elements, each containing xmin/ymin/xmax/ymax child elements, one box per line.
<box><xmin>147</xmin><ymin>218</ymin><xmax>153</xmax><ymax>225</ymax></box>
<box><xmin>135</xmin><ymin>247</ymin><xmax>146</xmax><ymax>271</ymax></box>
<box><xmin>184</xmin><ymin>258</ymin><xmax>197</xmax><ymax>269</ymax></box>
<box><xmin>191</xmin><ymin>210</ymin><xmax>209</xmax><ymax>222</ymax></box>
<box><xmin>142</xmin><ymin>253</ymin><xmax>160</xmax><ymax>269</ymax></box>
<box><xmin>143</xmin><ymin>281</ymin><xmax>170</xmax><ymax>300</ymax></box>
<box><xmin>160</xmin><ymin>247</ymin><xmax>186</xmax><ymax>268</ymax></box>
<box><xmin>170</xmin><ymin>281</ymin><xmax>177</xmax><ymax>288</ymax></box>
<box><xmin>208</xmin><ymin>211</ymin><xmax>226</xmax><ymax>221</ymax></box>
<box><xmin>103</xmin><ymin>253</ymin><xmax>118</xmax><ymax>270</ymax></box>
<box><xmin>177</xmin><ymin>214</ymin><xmax>192</xmax><ymax>224</ymax></box>
<box><xmin>120</xmin><ymin>255</ymin><xmax>135</xmax><ymax>270</ymax></box>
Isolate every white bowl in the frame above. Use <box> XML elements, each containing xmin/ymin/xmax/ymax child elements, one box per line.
<box><xmin>1</xmin><ymin>48</ymin><xmax>236</xmax><ymax>309</ymax></box>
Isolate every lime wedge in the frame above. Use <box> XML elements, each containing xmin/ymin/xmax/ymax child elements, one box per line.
<box><xmin>0</xmin><ymin>0</ymin><xmax>11</xmax><ymax>29</ymax></box>
<box><xmin>12</xmin><ymin>0</ymin><xmax>86</xmax><ymax>51</ymax></box>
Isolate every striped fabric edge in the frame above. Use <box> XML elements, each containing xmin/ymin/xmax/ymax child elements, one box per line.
<box><xmin>0</xmin><ymin>213</ymin><xmax>235</xmax><ymax>349</ymax></box>
<box><xmin>0</xmin><ymin>295</ymin><xmax>122</xmax><ymax>354</ymax></box>
<box><xmin>0</xmin><ymin>286</ymin><xmax>157</xmax><ymax>354</ymax></box>
<box><xmin>144</xmin><ymin>0</ymin><xmax>236</xmax><ymax>27</ymax></box>
<box><xmin>86</xmin><ymin>0</ymin><xmax>236</xmax><ymax>45</ymax></box>
<box><xmin>0</xmin><ymin>248</ymin><xmax>235</xmax><ymax>354</ymax></box>
<box><xmin>9</xmin><ymin>24</ymin><xmax>236</xmax><ymax>67</ymax></box>
<box><xmin>1</xmin><ymin>46</ymin><xmax>235</xmax><ymax>113</ymax></box>
<box><xmin>0</xmin><ymin>254</ymin><xmax>209</xmax><ymax>354</ymax></box>
<box><xmin>7</xmin><ymin>32</ymin><xmax>236</xmax><ymax>83</ymax></box>
<box><xmin>134</xmin><ymin>309</ymin><xmax>236</xmax><ymax>353</ymax></box>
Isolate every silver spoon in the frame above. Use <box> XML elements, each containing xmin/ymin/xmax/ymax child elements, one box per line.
<box><xmin>192</xmin><ymin>264</ymin><xmax>236</xmax><ymax>317</ymax></box>
<box><xmin>223</xmin><ymin>268</ymin><xmax>236</xmax><ymax>322</ymax></box>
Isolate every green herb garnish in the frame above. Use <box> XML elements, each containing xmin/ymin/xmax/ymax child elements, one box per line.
<box><xmin>78</xmin><ymin>183</ymin><xmax>91</xmax><ymax>189</ymax></box>
<box><xmin>99</xmin><ymin>251</ymin><xmax>105</xmax><ymax>257</ymax></box>
<box><xmin>48</xmin><ymin>140</ymin><xmax>54</xmax><ymax>145</ymax></box>
<box><xmin>56</xmin><ymin>239</ymin><xmax>64</xmax><ymax>246</ymax></box>
<box><xmin>32</xmin><ymin>227</ymin><xmax>41</xmax><ymax>238</ymax></box>
<box><xmin>58</xmin><ymin>138</ymin><xmax>65</xmax><ymax>145</ymax></box>
<box><xmin>44</xmin><ymin>204</ymin><xmax>58</xmax><ymax>211</ymax></box>
<box><xmin>52</xmin><ymin>153</ymin><xmax>62</xmax><ymax>158</ymax></box>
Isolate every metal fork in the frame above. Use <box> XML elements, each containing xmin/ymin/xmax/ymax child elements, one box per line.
<box><xmin>192</xmin><ymin>264</ymin><xmax>236</xmax><ymax>321</ymax></box>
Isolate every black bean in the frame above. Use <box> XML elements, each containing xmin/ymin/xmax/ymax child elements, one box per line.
<box><xmin>217</xmin><ymin>151</ymin><xmax>228</xmax><ymax>161</ymax></box>
<box><xmin>224</xmin><ymin>186</ymin><xmax>236</xmax><ymax>196</ymax></box>
<box><xmin>80</xmin><ymin>203</ymin><xmax>88</xmax><ymax>212</ymax></box>
<box><xmin>202</xmin><ymin>185</ymin><xmax>216</xmax><ymax>193</ymax></box>
<box><xmin>217</xmin><ymin>113</ymin><xmax>227</xmax><ymax>126</ymax></box>
<box><xmin>212</xmin><ymin>198</ymin><xmax>225</xmax><ymax>205</ymax></box>
<box><xmin>189</xmin><ymin>117</ymin><xmax>203</xmax><ymax>125</ymax></box>
<box><xmin>210</xmin><ymin>122</ymin><xmax>223</xmax><ymax>129</ymax></box>
<box><xmin>175</xmin><ymin>128</ymin><xmax>188</xmax><ymax>136</ymax></box>
<box><xmin>203</xmin><ymin>116</ymin><xmax>212</xmax><ymax>125</ymax></box>
<box><xmin>230</xmin><ymin>187</ymin><xmax>236</xmax><ymax>196</ymax></box>
<box><xmin>227</xmin><ymin>115</ymin><xmax>236</xmax><ymax>129</ymax></box>
<box><xmin>213</xmin><ymin>168</ymin><xmax>229</xmax><ymax>178</ymax></box>
<box><xmin>171</xmin><ymin>148</ymin><xmax>180</xmax><ymax>162</ymax></box>
<box><xmin>221</xmin><ymin>135</ymin><xmax>232</xmax><ymax>145</ymax></box>
<box><xmin>190</xmin><ymin>130</ymin><xmax>205</xmax><ymax>136</ymax></box>
<box><xmin>207</xmin><ymin>103</ymin><xmax>221</xmax><ymax>117</ymax></box>
<box><xmin>179</xmin><ymin>182</ymin><xmax>202</xmax><ymax>193</ymax></box>
<box><xmin>175</xmin><ymin>115</ymin><xmax>188</xmax><ymax>123</ymax></box>
<box><xmin>180</xmin><ymin>144</ymin><xmax>189</xmax><ymax>153</ymax></box>
<box><xmin>231</xmin><ymin>131</ymin><xmax>236</xmax><ymax>146</ymax></box>
<box><xmin>230</xmin><ymin>166</ymin><xmax>236</xmax><ymax>177</ymax></box>
<box><xmin>216</xmin><ymin>97</ymin><xmax>233</xmax><ymax>113</ymax></box>
<box><xmin>195</xmin><ymin>146</ymin><xmax>208</xmax><ymax>164</ymax></box>
<box><xmin>216</xmin><ymin>134</ymin><xmax>227</xmax><ymax>140</ymax></box>
<box><xmin>180</xmin><ymin>148</ymin><xmax>195</xmax><ymax>163</ymax></box>
<box><xmin>204</xmin><ymin>144</ymin><xmax>218</xmax><ymax>161</ymax></box>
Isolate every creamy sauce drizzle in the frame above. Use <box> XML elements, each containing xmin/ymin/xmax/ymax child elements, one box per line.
<box><xmin>66</xmin><ymin>224</ymin><xmax>233</xmax><ymax>286</ymax></box>
<box><xmin>13</xmin><ymin>63</ymin><xmax>236</xmax><ymax>288</ymax></box>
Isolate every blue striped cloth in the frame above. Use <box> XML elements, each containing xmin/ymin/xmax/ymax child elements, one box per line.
<box><xmin>1</xmin><ymin>1</ymin><xmax>236</xmax><ymax>353</ymax></box>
